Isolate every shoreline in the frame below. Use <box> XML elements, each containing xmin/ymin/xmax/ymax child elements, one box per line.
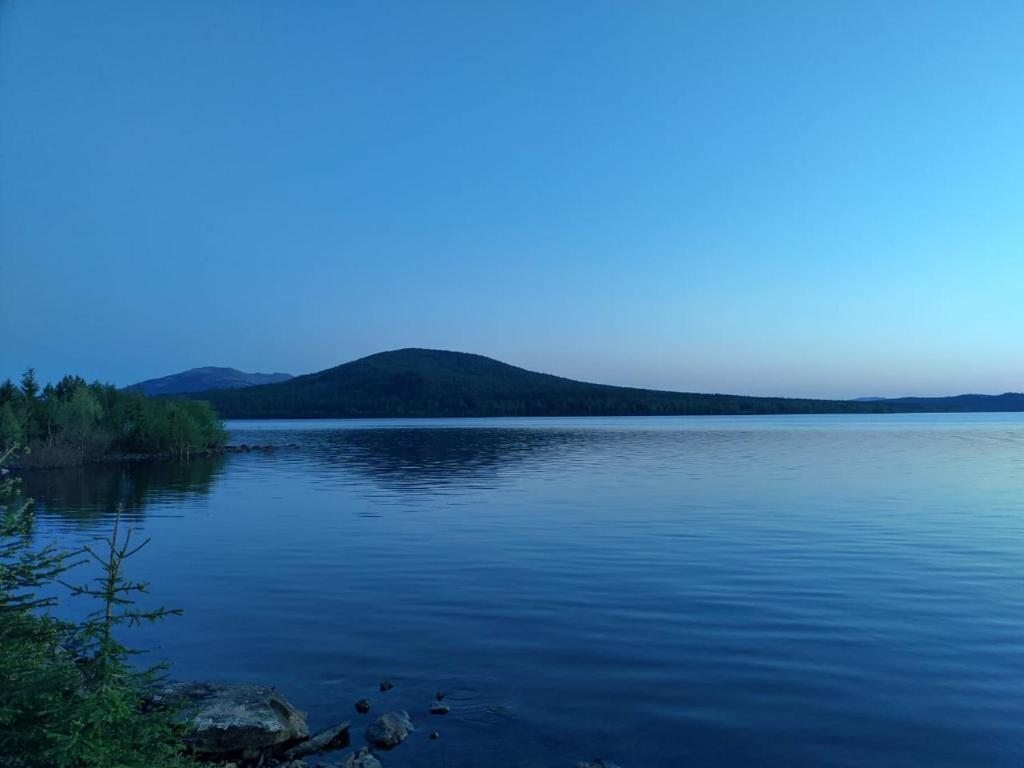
<box><xmin>9</xmin><ymin>443</ymin><xmax>292</xmax><ymax>471</ymax></box>
<box><xmin>163</xmin><ymin>679</ymin><xmax>617</xmax><ymax>768</ymax></box>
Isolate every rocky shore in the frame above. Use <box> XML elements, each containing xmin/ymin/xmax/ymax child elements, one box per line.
<box><xmin>222</xmin><ymin>443</ymin><xmax>301</xmax><ymax>454</ymax></box>
<box><xmin>157</xmin><ymin>680</ymin><xmax>620</xmax><ymax>768</ymax></box>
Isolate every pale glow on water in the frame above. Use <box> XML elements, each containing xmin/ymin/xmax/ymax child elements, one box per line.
<box><xmin>25</xmin><ymin>414</ymin><xmax>1024</xmax><ymax>767</ymax></box>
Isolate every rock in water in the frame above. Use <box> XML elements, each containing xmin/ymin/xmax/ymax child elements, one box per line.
<box><xmin>575</xmin><ymin>760</ymin><xmax>623</xmax><ymax>768</ymax></box>
<box><xmin>282</xmin><ymin>721</ymin><xmax>350</xmax><ymax>759</ymax></box>
<box><xmin>355</xmin><ymin>698</ymin><xmax>371</xmax><ymax>714</ymax></box>
<box><xmin>365</xmin><ymin>711</ymin><xmax>414</xmax><ymax>749</ymax></box>
<box><xmin>429</xmin><ymin>702</ymin><xmax>450</xmax><ymax>715</ymax></box>
<box><xmin>341</xmin><ymin>747</ymin><xmax>383</xmax><ymax>768</ymax></box>
<box><xmin>379</xmin><ymin>679</ymin><xmax>394</xmax><ymax>692</ymax></box>
<box><xmin>152</xmin><ymin>682</ymin><xmax>308</xmax><ymax>758</ymax></box>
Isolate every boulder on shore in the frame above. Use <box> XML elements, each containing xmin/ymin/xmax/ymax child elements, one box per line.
<box><xmin>282</xmin><ymin>721</ymin><xmax>350</xmax><ymax>759</ymax></box>
<box><xmin>365</xmin><ymin>710</ymin><xmax>414</xmax><ymax>750</ymax></box>
<box><xmin>152</xmin><ymin>682</ymin><xmax>308</xmax><ymax>758</ymax></box>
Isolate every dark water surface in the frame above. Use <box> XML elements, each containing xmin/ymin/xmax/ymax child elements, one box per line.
<box><xmin>24</xmin><ymin>415</ymin><xmax>1024</xmax><ymax>767</ymax></box>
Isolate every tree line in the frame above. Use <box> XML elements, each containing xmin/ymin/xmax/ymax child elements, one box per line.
<box><xmin>0</xmin><ymin>369</ymin><xmax>226</xmax><ymax>467</ymax></box>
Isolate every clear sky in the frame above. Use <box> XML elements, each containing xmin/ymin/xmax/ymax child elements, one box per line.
<box><xmin>2</xmin><ymin>1</ymin><xmax>1022</xmax><ymax>398</ymax></box>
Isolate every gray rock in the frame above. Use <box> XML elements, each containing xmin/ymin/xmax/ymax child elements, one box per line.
<box><xmin>152</xmin><ymin>681</ymin><xmax>308</xmax><ymax>757</ymax></box>
<box><xmin>365</xmin><ymin>711</ymin><xmax>414</xmax><ymax>750</ymax></box>
<box><xmin>576</xmin><ymin>760</ymin><xmax>623</xmax><ymax>768</ymax></box>
<box><xmin>282</xmin><ymin>721</ymin><xmax>350</xmax><ymax>759</ymax></box>
<box><xmin>341</xmin><ymin>747</ymin><xmax>383</xmax><ymax>768</ymax></box>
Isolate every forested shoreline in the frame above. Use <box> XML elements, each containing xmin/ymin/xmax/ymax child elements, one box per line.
<box><xmin>0</xmin><ymin>369</ymin><xmax>226</xmax><ymax>468</ymax></box>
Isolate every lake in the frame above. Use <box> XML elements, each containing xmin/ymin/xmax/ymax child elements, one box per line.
<box><xmin>23</xmin><ymin>414</ymin><xmax>1024</xmax><ymax>767</ymax></box>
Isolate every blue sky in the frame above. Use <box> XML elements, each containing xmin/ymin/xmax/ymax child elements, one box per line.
<box><xmin>2</xmin><ymin>1</ymin><xmax>1022</xmax><ymax>398</ymax></box>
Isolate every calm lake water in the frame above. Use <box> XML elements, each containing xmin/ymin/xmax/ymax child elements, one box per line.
<box><xmin>24</xmin><ymin>415</ymin><xmax>1024</xmax><ymax>767</ymax></box>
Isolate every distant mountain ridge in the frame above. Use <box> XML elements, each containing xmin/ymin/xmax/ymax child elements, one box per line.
<box><xmin>127</xmin><ymin>367</ymin><xmax>293</xmax><ymax>396</ymax></box>
<box><xmin>861</xmin><ymin>392</ymin><xmax>1024</xmax><ymax>410</ymax></box>
<box><xmin>182</xmin><ymin>348</ymin><xmax>1024</xmax><ymax>418</ymax></box>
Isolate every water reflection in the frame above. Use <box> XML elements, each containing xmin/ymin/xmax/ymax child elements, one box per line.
<box><xmin>306</xmin><ymin>427</ymin><xmax>599</xmax><ymax>490</ymax></box>
<box><xmin>21</xmin><ymin>455</ymin><xmax>226</xmax><ymax>523</ymax></box>
<box><xmin>22</xmin><ymin>416</ymin><xmax>1021</xmax><ymax>522</ymax></box>
<box><xmin>20</xmin><ymin>427</ymin><xmax>602</xmax><ymax>520</ymax></box>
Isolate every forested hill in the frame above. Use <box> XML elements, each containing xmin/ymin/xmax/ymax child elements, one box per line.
<box><xmin>186</xmin><ymin>348</ymin><xmax>1024</xmax><ymax>419</ymax></box>
<box><xmin>127</xmin><ymin>367</ymin><xmax>293</xmax><ymax>396</ymax></box>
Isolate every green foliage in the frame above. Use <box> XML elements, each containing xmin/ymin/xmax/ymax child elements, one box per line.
<box><xmin>56</xmin><ymin>387</ymin><xmax>103</xmax><ymax>453</ymax></box>
<box><xmin>0</xmin><ymin>371</ymin><xmax>227</xmax><ymax>467</ymax></box>
<box><xmin>0</xmin><ymin>447</ymin><xmax>197</xmax><ymax>768</ymax></box>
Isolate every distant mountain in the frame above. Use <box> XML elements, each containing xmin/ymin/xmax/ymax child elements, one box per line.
<box><xmin>184</xmin><ymin>348</ymin><xmax>1024</xmax><ymax>418</ymax></box>
<box><xmin>127</xmin><ymin>367</ymin><xmax>293</xmax><ymax>396</ymax></box>
<box><xmin>859</xmin><ymin>393</ymin><xmax>1024</xmax><ymax>411</ymax></box>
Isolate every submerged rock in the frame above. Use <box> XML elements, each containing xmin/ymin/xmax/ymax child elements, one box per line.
<box><xmin>355</xmin><ymin>698</ymin><xmax>371</xmax><ymax>714</ymax></box>
<box><xmin>429</xmin><ymin>702</ymin><xmax>450</xmax><ymax>715</ymax></box>
<box><xmin>152</xmin><ymin>681</ymin><xmax>308</xmax><ymax>758</ymax></box>
<box><xmin>576</xmin><ymin>760</ymin><xmax>623</xmax><ymax>768</ymax></box>
<box><xmin>365</xmin><ymin>711</ymin><xmax>414</xmax><ymax>749</ymax></box>
<box><xmin>340</xmin><ymin>747</ymin><xmax>383</xmax><ymax>768</ymax></box>
<box><xmin>282</xmin><ymin>721</ymin><xmax>350</xmax><ymax>759</ymax></box>
<box><xmin>379</xmin><ymin>679</ymin><xmax>394</xmax><ymax>693</ymax></box>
